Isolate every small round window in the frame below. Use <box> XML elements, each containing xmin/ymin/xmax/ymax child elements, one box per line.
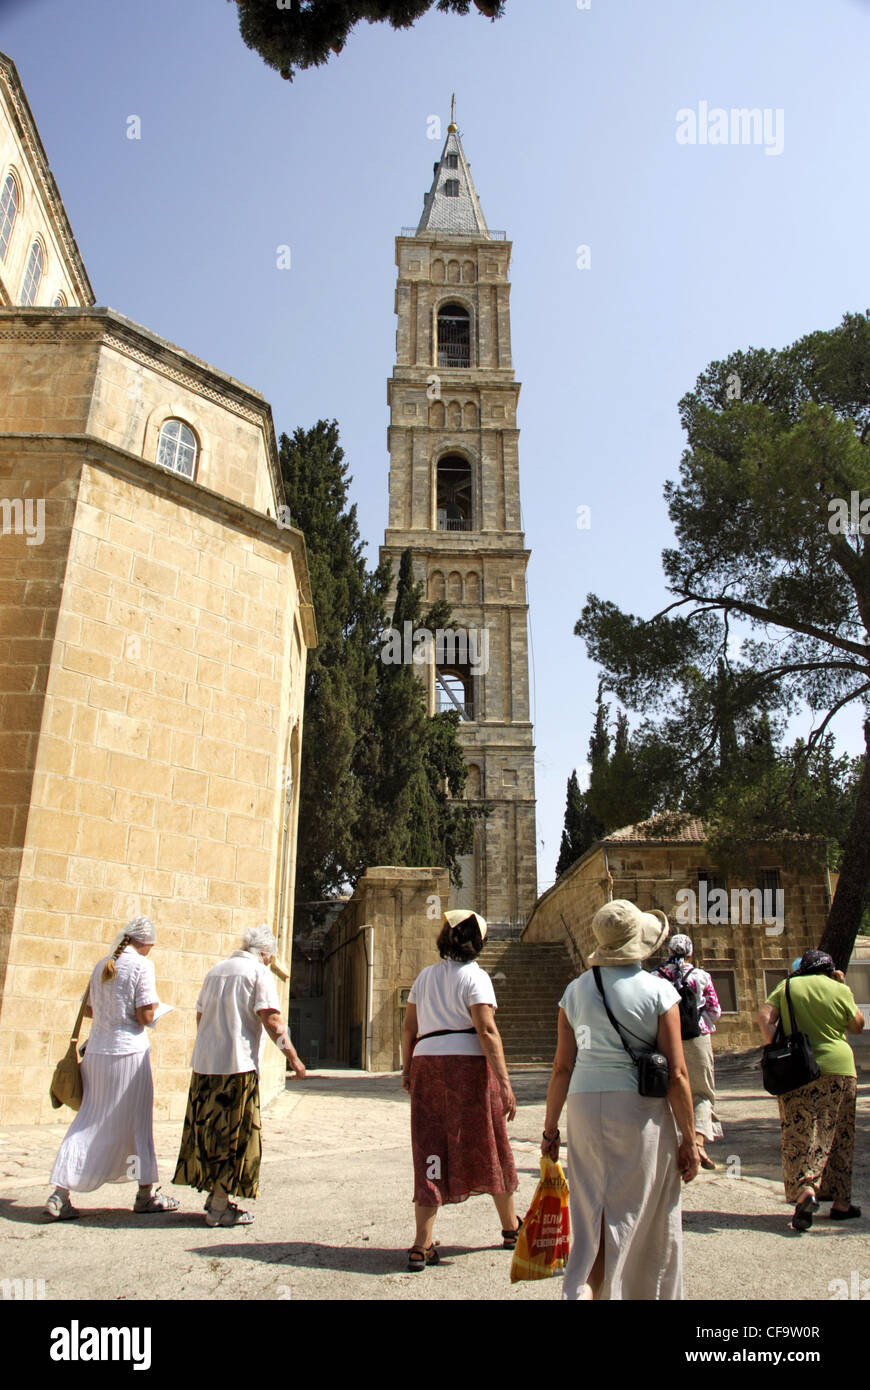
<box><xmin>156</xmin><ymin>419</ymin><xmax>197</xmax><ymax>478</ymax></box>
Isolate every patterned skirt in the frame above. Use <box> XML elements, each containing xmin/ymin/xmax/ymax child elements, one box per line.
<box><xmin>172</xmin><ymin>1071</ymin><xmax>262</xmax><ymax>1200</ymax></box>
<box><xmin>410</xmin><ymin>1055</ymin><xmax>518</xmax><ymax>1206</ymax></box>
<box><xmin>777</xmin><ymin>1073</ymin><xmax>857</xmax><ymax>1204</ymax></box>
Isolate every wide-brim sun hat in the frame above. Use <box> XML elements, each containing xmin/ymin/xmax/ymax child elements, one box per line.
<box><xmin>442</xmin><ymin>908</ymin><xmax>488</xmax><ymax>943</ymax></box>
<box><xmin>587</xmin><ymin>899</ymin><xmax>669</xmax><ymax>965</ymax></box>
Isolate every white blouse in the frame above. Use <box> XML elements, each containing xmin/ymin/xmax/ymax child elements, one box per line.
<box><xmin>85</xmin><ymin>947</ymin><xmax>158</xmax><ymax>1056</ymax></box>
<box><xmin>191</xmin><ymin>950</ymin><xmax>281</xmax><ymax>1076</ymax></box>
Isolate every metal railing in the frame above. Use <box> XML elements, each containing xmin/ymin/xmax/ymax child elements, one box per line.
<box><xmin>400</xmin><ymin>228</ymin><xmax>506</xmax><ymax>240</ymax></box>
<box><xmin>437</xmin><ymin>517</ymin><xmax>472</xmax><ymax>532</ymax></box>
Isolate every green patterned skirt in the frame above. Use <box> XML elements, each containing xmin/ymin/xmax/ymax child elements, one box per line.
<box><xmin>173</xmin><ymin>1071</ymin><xmax>262</xmax><ymax>1199</ymax></box>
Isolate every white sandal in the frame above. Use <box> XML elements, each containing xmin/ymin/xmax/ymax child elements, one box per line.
<box><xmin>44</xmin><ymin>1191</ymin><xmax>79</xmax><ymax>1221</ymax></box>
<box><xmin>133</xmin><ymin>1186</ymin><xmax>180</xmax><ymax>1213</ymax></box>
<box><xmin>205</xmin><ymin>1201</ymin><xmax>254</xmax><ymax>1228</ymax></box>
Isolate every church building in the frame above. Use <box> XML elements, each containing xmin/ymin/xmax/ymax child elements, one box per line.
<box><xmin>380</xmin><ymin>112</ymin><xmax>538</xmax><ymax>927</ymax></box>
<box><xmin>0</xmin><ymin>51</ymin><xmax>315</xmax><ymax>1124</ymax></box>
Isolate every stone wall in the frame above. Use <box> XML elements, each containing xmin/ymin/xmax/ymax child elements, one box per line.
<box><xmin>0</xmin><ymin>429</ymin><xmax>313</xmax><ymax>1124</ymax></box>
<box><xmin>524</xmin><ymin>841</ymin><xmax>832</xmax><ymax>1051</ymax></box>
<box><xmin>322</xmin><ymin>866</ymin><xmax>450</xmax><ymax>1071</ymax></box>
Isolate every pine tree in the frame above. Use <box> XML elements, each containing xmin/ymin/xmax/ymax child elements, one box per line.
<box><xmin>234</xmin><ymin>1</ymin><xmax>505</xmax><ymax>82</ymax></box>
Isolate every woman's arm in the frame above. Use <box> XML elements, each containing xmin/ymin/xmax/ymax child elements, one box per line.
<box><xmin>847</xmin><ymin>1008</ymin><xmax>865</xmax><ymax>1034</ymax></box>
<box><xmin>757</xmin><ymin>1002</ymin><xmax>779</xmax><ymax>1045</ymax></box>
<box><xmin>135</xmin><ymin>1004</ymin><xmax>156</xmax><ymax>1026</ymax></box>
<box><xmin>541</xmin><ymin>1008</ymin><xmax>578</xmax><ymax>1161</ymax></box>
<box><xmin>470</xmin><ymin>1003</ymin><xmax>516</xmax><ymax>1121</ymax></box>
<box><xmin>257</xmin><ymin>1008</ymin><xmax>306</xmax><ymax>1078</ymax></box>
<box><xmin>401</xmin><ymin>1003</ymin><xmax>418</xmax><ymax>1091</ymax></box>
<box><xmin>657</xmin><ymin>1004</ymin><xmax>699</xmax><ymax>1183</ymax></box>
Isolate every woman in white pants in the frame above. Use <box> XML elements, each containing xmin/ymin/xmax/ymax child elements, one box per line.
<box><xmin>44</xmin><ymin>916</ymin><xmax>178</xmax><ymax>1220</ymax></box>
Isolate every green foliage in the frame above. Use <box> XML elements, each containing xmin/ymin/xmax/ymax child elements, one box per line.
<box><xmin>575</xmin><ymin>310</ymin><xmax>870</xmax><ymax>964</ymax></box>
<box><xmin>281</xmin><ymin>429</ymin><xmax>483</xmax><ymax>901</ymax></box>
<box><xmin>233</xmin><ymin>0</ymin><xmax>506</xmax><ymax>81</ymax></box>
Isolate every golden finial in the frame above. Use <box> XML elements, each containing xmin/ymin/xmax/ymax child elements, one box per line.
<box><xmin>448</xmin><ymin>93</ymin><xmax>457</xmax><ymax>132</ymax></box>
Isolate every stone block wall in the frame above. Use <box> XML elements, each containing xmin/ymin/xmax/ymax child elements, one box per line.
<box><xmin>0</xmin><ymin>434</ymin><xmax>311</xmax><ymax>1123</ymax></box>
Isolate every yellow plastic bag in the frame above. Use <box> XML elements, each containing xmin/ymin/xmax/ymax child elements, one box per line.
<box><xmin>510</xmin><ymin>1155</ymin><xmax>570</xmax><ymax>1282</ymax></box>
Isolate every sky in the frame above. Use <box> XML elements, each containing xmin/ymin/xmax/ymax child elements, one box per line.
<box><xmin>2</xmin><ymin>0</ymin><xmax>869</xmax><ymax>895</ymax></box>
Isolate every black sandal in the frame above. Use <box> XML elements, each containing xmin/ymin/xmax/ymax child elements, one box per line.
<box><xmin>791</xmin><ymin>1193</ymin><xmax>819</xmax><ymax>1232</ymax></box>
<box><xmin>502</xmin><ymin>1217</ymin><xmax>522</xmax><ymax>1250</ymax></box>
<box><xmin>407</xmin><ymin>1243</ymin><xmax>440</xmax><ymax>1271</ymax></box>
<box><xmin>830</xmin><ymin>1204</ymin><xmax>862</xmax><ymax>1220</ymax></box>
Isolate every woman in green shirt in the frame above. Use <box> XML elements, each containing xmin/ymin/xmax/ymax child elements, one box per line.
<box><xmin>758</xmin><ymin>950</ymin><xmax>864</xmax><ymax>1232</ymax></box>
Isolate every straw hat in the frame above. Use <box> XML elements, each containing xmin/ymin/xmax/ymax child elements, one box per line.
<box><xmin>586</xmin><ymin>900</ymin><xmax>669</xmax><ymax>965</ymax></box>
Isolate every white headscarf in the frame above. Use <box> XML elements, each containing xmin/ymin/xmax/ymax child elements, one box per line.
<box><xmin>111</xmin><ymin>915</ymin><xmax>156</xmax><ymax>951</ymax></box>
<box><xmin>243</xmin><ymin>923</ymin><xmax>277</xmax><ymax>958</ymax></box>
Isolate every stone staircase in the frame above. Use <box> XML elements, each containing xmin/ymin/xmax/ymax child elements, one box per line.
<box><xmin>477</xmin><ymin>939</ymin><xmax>577</xmax><ymax>1064</ymax></box>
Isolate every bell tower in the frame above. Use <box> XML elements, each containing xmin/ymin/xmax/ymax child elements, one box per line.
<box><xmin>381</xmin><ymin>108</ymin><xmax>537</xmax><ymax>927</ymax></box>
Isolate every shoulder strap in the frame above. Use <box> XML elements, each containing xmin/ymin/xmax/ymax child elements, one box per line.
<box><xmin>592</xmin><ymin>967</ymin><xmax>639</xmax><ymax>1062</ymax></box>
<box><xmin>70</xmin><ymin>995</ymin><xmax>88</xmax><ymax>1043</ymax></box>
<box><xmin>783</xmin><ymin>975</ymin><xmax>800</xmax><ymax>1036</ymax></box>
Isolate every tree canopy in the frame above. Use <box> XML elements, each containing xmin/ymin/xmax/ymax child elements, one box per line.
<box><xmin>232</xmin><ymin>0</ymin><xmax>506</xmax><ymax>81</ymax></box>
<box><xmin>575</xmin><ymin>310</ymin><xmax>870</xmax><ymax>966</ymax></box>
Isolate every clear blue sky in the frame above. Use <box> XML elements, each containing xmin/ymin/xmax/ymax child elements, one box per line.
<box><xmin>3</xmin><ymin>0</ymin><xmax>869</xmax><ymax>894</ymax></box>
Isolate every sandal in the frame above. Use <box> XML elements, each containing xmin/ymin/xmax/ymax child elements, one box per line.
<box><xmin>791</xmin><ymin>1192</ymin><xmax>819</xmax><ymax>1232</ymax></box>
<box><xmin>502</xmin><ymin>1217</ymin><xmax>523</xmax><ymax>1250</ymax></box>
<box><xmin>830</xmin><ymin>1204</ymin><xmax>862</xmax><ymax>1221</ymax></box>
<box><xmin>44</xmin><ymin>1191</ymin><xmax>79</xmax><ymax>1221</ymax></box>
<box><xmin>407</xmin><ymin>1243</ymin><xmax>440</xmax><ymax>1271</ymax></box>
<box><xmin>133</xmin><ymin>1187</ymin><xmax>180</xmax><ymax>1214</ymax></box>
<box><xmin>205</xmin><ymin>1201</ymin><xmax>254</xmax><ymax>1228</ymax></box>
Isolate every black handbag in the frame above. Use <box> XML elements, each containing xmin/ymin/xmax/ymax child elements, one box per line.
<box><xmin>761</xmin><ymin>975</ymin><xmax>821</xmax><ymax>1096</ymax></box>
<box><xmin>593</xmin><ymin>967</ymin><xmax>670</xmax><ymax>1098</ymax></box>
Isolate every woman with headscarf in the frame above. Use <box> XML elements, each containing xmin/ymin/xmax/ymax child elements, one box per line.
<box><xmin>401</xmin><ymin>909</ymin><xmax>519</xmax><ymax>1271</ymax></box>
<box><xmin>44</xmin><ymin>915</ymin><xmax>178</xmax><ymax>1219</ymax></box>
<box><xmin>759</xmin><ymin>948</ymin><xmax>864</xmax><ymax>1231</ymax></box>
<box><xmin>542</xmin><ymin>900</ymin><xmax>699</xmax><ymax>1300</ymax></box>
<box><xmin>173</xmin><ymin>923</ymin><xmax>305</xmax><ymax>1227</ymax></box>
<box><xmin>652</xmin><ymin>933</ymin><xmax>723</xmax><ymax>1169</ymax></box>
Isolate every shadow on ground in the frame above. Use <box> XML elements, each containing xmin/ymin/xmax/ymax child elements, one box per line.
<box><xmin>185</xmin><ymin>1239</ymin><xmax>509</xmax><ymax>1275</ymax></box>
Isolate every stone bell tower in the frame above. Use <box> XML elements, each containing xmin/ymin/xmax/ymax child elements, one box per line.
<box><xmin>381</xmin><ymin>106</ymin><xmax>537</xmax><ymax>927</ymax></box>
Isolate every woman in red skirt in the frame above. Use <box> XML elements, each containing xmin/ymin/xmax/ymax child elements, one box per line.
<box><xmin>401</xmin><ymin>909</ymin><xmax>519</xmax><ymax>1271</ymax></box>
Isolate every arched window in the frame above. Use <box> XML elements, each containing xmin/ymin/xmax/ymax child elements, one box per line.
<box><xmin>0</xmin><ymin>173</ymin><xmax>19</xmax><ymax>262</ymax></box>
<box><xmin>53</xmin><ymin>291</ymin><xmax>67</xmax><ymax>308</ymax></box>
<box><xmin>437</xmin><ymin>302</ymin><xmax>470</xmax><ymax>368</ymax></box>
<box><xmin>19</xmin><ymin>239</ymin><xmax>43</xmax><ymax>305</ymax></box>
<box><xmin>156</xmin><ymin>419</ymin><xmax>198</xmax><ymax>478</ymax></box>
<box><xmin>436</xmin><ymin>454</ymin><xmax>472</xmax><ymax>531</ymax></box>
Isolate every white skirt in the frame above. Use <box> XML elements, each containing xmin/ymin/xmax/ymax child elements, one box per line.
<box><xmin>50</xmin><ymin>1050</ymin><xmax>159</xmax><ymax>1193</ymax></box>
<box><xmin>561</xmin><ymin>1089</ymin><xmax>683</xmax><ymax>1301</ymax></box>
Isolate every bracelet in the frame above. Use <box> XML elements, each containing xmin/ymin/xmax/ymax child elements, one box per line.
<box><xmin>542</xmin><ymin>1128</ymin><xmax>560</xmax><ymax>1142</ymax></box>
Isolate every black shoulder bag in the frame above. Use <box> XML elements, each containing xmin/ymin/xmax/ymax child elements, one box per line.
<box><xmin>593</xmin><ymin>967</ymin><xmax>670</xmax><ymax>1098</ymax></box>
<box><xmin>760</xmin><ymin>976</ymin><xmax>821</xmax><ymax>1096</ymax></box>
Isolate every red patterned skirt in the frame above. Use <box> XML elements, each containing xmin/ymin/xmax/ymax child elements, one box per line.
<box><xmin>410</xmin><ymin>1054</ymin><xmax>518</xmax><ymax>1206</ymax></box>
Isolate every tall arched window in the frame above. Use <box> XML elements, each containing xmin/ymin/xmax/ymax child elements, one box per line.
<box><xmin>437</xmin><ymin>454</ymin><xmax>472</xmax><ymax>531</ymax></box>
<box><xmin>19</xmin><ymin>239</ymin><xmax>43</xmax><ymax>305</ymax></box>
<box><xmin>156</xmin><ymin>419</ymin><xmax>198</xmax><ymax>478</ymax></box>
<box><xmin>437</xmin><ymin>302</ymin><xmax>470</xmax><ymax>368</ymax></box>
<box><xmin>0</xmin><ymin>173</ymin><xmax>19</xmax><ymax>262</ymax></box>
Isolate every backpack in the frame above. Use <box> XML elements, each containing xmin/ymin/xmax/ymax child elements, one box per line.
<box><xmin>670</xmin><ymin>966</ymin><xmax>703</xmax><ymax>1040</ymax></box>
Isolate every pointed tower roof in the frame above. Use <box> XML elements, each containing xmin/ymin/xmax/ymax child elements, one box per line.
<box><xmin>415</xmin><ymin>107</ymin><xmax>489</xmax><ymax>237</ymax></box>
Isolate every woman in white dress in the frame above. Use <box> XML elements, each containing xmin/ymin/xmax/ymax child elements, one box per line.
<box><xmin>44</xmin><ymin>916</ymin><xmax>179</xmax><ymax>1220</ymax></box>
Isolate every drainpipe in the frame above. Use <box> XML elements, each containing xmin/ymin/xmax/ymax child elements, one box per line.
<box><xmin>364</xmin><ymin>926</ymin><xmax>375</xmax><ymax>1071</ymax></box>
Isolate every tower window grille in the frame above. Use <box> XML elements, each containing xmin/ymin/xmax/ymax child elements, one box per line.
<box><xmin>436</xmin><ymin>454</ymin><xmax>472</xmax><ymax>530</ymax></box>
<box><xmin>437</xmin><ymin>303</ymin><xmax>470</xmax><ymax>368</ymax></box>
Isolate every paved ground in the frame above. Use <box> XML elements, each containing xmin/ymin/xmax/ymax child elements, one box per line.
<box><xmin>2</xmin><ymin>1056</ymin><xmax>870</xmax><ymax>1301</ymax></box>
